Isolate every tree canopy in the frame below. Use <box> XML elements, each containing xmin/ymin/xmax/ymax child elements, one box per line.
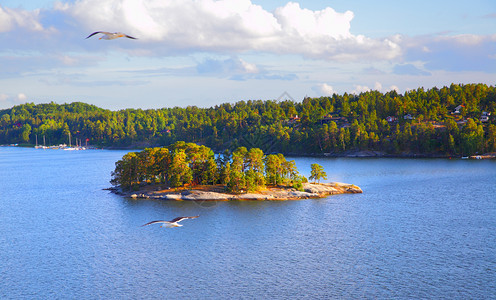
<box><xmin>309</xmin><ymin>164</ymin><xmax>327</xmax><ymax>183</ymax></box>
<box><xmin>2</xmin><ymin>83</ymin><xmax>496</xmax><ymax>156</ymax></box>
<box><xmin>111</xmin><ymin>142</ymin><xmax>307</xmax><ymax>192</ymax></box>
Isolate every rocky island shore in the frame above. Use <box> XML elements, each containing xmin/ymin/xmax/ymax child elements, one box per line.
<box><xmin>110</xmin><ymin>182</ymin><xmax>362</xmax><ymax>201</ymax></box>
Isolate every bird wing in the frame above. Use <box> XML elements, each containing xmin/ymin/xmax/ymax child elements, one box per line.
<box><xmin>124</xmin><ymin>34</ymin><xmax>138</xmax><ymax>39</ymax></box>
<box><xmin>86</xmin><ymin>31</ymin><xmax>111</xmax><ymax>39</ymax></box>
<box><xmin>141</xmin><ymin>220</ymin><xmax>170</xmax><ymax>227</ymax></box>
<box><xmin>169</xmin><ymin>216</ymin><xmax>199</xmax><ymax>223</ymax></box>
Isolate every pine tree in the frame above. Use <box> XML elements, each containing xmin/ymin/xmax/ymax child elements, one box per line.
<box><xmin>309</xmin><ymin>164</ymin><xmax>327</xmax><ymax>183</ymax></box>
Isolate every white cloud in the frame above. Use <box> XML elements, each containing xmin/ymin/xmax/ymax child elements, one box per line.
<box><xmin>352</xmin><ymin>84</ymin><xmax>370</xmax><ymax>94</ymax></box>
<box><xmin>0</xmin><ymin>53</ymin><xmax>102</xmax><ymax>78</ymax></box>
<box><xmin>447</xmin><ymin>34</ymin><xmax>485</xmax><ymax>46</ymax></box>
<box><xmin>352</xmin><ymin>82</ymin><xmax>382</xmax><ymax>94</ymax></box>
<box><xmin>0</xmin><ymin>92</ymin><xmax>27</xmax><ymax>109</ymax></box>
<box><xmin>389</xmin><ymin>85</ymin><xmax>400</xmax><ymax>93</ymax></box>
<box><xmin>196</xmin><ymin>57</ymin><xmax>258</xmax><ymax>75</ymax></box>
<box><xmin>402</xmin><ymin>34</ymin><xmax>496</xmax><ymax>72</ymax></box>
<box><xmin>0</xmin><ymin>6</ymin><xmax>44</xmax><ymax>32</ymax></box>
<box><xmin>313</xmin><ymin>83</ymin><xmax>335</xmax><ymax>96</ymax></box>
<box><xmin>393</xmin><ymin>63</ymin><xmax>431</xmax><ymax>76</ymax></box>
<box><xmin>1</xmin><ymin>0</ymin><xmax>494</xmax><ymax>111</ymax></box>
<box><xmin>239</xmin><ymin>59</ymin><xmax>259</xmax><ymax>74</ymax></box>
<box><xmin>59</xmin><ymin>55</ymin><xmax>78</xmax><ymax>66</ymax></box>
<box><xmin>53</xmin><ymin>0</ymin><xmax>400</xmax><ymax>61</ymax></box>
<box><xmin>0</xmin><ymin>7</ymin><xmax>11</xmax><ymax>32</ymax></box>
<box><xmin>374</xmin><ymin>82</ymin><xmax>382</xmax><ymax>91</ymax></box>
<box><xmin>194</xmin><ymin>56</ymin><xmax>299</xmax><ymax>81</ymax></box>
<box><xmin>274</xmin><ymin>2</ymin><xmax>353</xmax><ymax>39</ymax></box>
<box><xmin>17</xmin><ymin>93</ymin><xmax>27</xmax><ymax>101</ymax></box>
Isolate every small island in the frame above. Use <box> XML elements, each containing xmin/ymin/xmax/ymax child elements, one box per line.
<box><xmin>110</xmin><ymin>141</ymin><xmax>362</xmax><ymax>201</ymax></box>
<box><xmin>113</xmin><ymin>182</ymin><xmax>362</xmax><ymax>201</ymax></box>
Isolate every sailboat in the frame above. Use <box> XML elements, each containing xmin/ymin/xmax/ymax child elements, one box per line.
<box><xmin>63</xmin><ymin>132</ymin><xmax>77</xmax><ymax>150</ymax></box>
<box><xmin>34</xmin><ymin>134</ymin><xmax>42</xmax><ymax>149</ymax></box>
<box><xmin>42</xmin><ymin>135</ymin><xmax>48</xmax><ymax>149</ymax></box>
<box><xmin>35</xmin><ymin>135</ymin><xmax>48</xmax><ymax>149</ymax></box>
<box><xmin>34</xmin><ymin>135</ymin><xmax>48</xmax><ymax>149</ymax></box>
<box><xmin>76</xmin><ymin>138</ymin><xmax>87</xmax><ymax>150</ymax></box>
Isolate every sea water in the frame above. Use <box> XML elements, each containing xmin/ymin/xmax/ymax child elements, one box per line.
<box><xmin>0</xmin><ymin>147</ymin><xmax>494</xmax><ymax>299</ymax></box>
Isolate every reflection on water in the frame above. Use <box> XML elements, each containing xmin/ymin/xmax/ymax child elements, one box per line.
<box><xmin>0</xmin><ymin>147</ymin><xmax>495</xmax><ymax>299</ymax></box>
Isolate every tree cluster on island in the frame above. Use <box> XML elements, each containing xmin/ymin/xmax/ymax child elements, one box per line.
<box><xmin>110</xmin><ymin>141</ymin><xmax>327</xmax><ymax>193</ymax></box>
<box><xmin>1</xmin><ymin>83</ymin><xmax>496</xmax><ymax>156</ymax></box>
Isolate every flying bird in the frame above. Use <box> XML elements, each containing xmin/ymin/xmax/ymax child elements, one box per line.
<box><xmin>86</xmin><ymin>31</ymin><xmax>137</xmax><ymax>40</ymax></box>
<box><xmin>141</xmin><ymin>216</ymin><xmax>199</xmax><ymax>228</ymax></box>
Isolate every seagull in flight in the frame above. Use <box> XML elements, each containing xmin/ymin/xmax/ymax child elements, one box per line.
<box><xmin>141</xmin><ymin>216</ymin><xmax>199</xmax><ymax>228</ymax></box>
<box><xmin>86</xmin><ymin>31</ymin><xmax>137</xmax><ymax>40</ymax></box>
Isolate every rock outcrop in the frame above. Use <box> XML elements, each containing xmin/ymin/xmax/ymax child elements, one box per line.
<box><xmin>118</xmin><ymin>182</ymin><xmax>362</xmax><ymax>201</ymax></box>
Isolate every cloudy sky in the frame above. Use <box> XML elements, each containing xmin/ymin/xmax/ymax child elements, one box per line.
<box><xmin>1</xmin><ymin>0</ymin><xmax>495</xmax><ymax>110</ymax></box>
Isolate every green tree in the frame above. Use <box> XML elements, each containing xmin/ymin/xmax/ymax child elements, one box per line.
<box><xmin>264</xmin><ymin>154</ymin><xmax>282</xmax><ymax>185</ymax></box>
<box><xmin>245</xmin><ymin>147</ymin><xmax>265</xmax><ymax>187</ymax></box>
<box><xmin>155</xmin><ymin>147</ymin><xmax>171</xmax><ymax>184</ymax></box>
<box><xmin>309</xmin><ymin>163</ymin><xmax>327</xmax><ymax>183</ymax></box>
<box><xmin>202</xmin><ymin>156</ymin><xmax>218</xmax><ymax>185</ymax></box>
<box><xmin>169</xmin><ymin>149</ymin><xmax>192</xmax><ymax>187</ymax></box>
<box><xmin>281</xmin><ymin>159</ymin><xmax>301</xmax><ymax>186</ymax></box>
<box><xmin>460</xmin><ymin>119</ymin><xmax>484</xmax><ymax>155</ymax></box>
<box><xmin>486</xmin><ymin>124</ymin><xmax>496</xmax><ymax>152</ymax></box>
<box><xmin>21</xmin><ymin>124</ymin><xmax>31</xmax><ymax>143</ymax></box>
<box><xmin>216</xmin><ymin>150</ymin><xmax>231</xmax><ymax>185</ymax></box>
<box><xmin>227</xmin><ymin>148</ymin><xmax>246</xmax><ymax>193</ymax></box>
<box><xmin>111</xmin><ymin>152</ymin><xmax>140</xmax><ymax>189</ymax></box>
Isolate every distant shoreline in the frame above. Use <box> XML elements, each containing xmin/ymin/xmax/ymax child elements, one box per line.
<box><xmin>108</xmin><ymin>182</ymin><xmax>363</xmax><ymax>201</ymax></box>
<box><xmin>3</xmin><ymin>144</ymin><xmax>495</xmax><ymax>160</ymax></box>
<box><xmin>289</xmin><ymin>150</ymin><xmax>496</xmax><ymax>159</ymax></box>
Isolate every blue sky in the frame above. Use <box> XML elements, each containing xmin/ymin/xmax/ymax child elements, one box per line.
<box><xmin>1</xmin><ymin>0</ymin><xmax>495</xmax><ymax>110</ymax></box>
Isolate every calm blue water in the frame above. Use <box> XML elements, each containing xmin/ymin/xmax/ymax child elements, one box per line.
<box><xmin>0</xmin><ymin>147</ymin><xmax>495</xmax><ymax>299</ymax></box>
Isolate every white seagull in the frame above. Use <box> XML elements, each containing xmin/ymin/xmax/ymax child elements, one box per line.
<box><xmin>86</xmin><ymin>31</ymin><xmax>137</xmax><ymax>40</ymax></box>
<box><xmin>141</xmin><ymin>216</ymin><xmax>199</xmax><ymax>228</ymax></box>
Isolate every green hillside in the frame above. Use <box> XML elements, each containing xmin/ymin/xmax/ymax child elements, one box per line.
<box><xmin>1</xmin><ymin>83</ymin><xmax>495</xmax><ymax>156</ymax></box>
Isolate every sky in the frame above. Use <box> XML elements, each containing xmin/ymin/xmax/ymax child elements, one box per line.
<box><xmin>0</xmin><ymin>0</ymin><xmax>495</xmax><ymax>110</ymax></box>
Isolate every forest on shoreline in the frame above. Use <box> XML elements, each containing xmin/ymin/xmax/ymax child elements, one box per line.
<box><xmin>1</xmin><ymin>83</ymin><xmax>496</xmax><ymax>156</ymax></box>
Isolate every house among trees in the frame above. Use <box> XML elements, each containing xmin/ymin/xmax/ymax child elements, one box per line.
<box><xmin>287</xmin><ymin>114</ymin><xmax>300</xmax><ymax>123</ymax></box>
<box><xmin>480</xmin><ymin>112</ymin><xmax>491</xmax><ymax>123</ymax></box>
<box><xmin>452</xmin><ymin>104</ymin><xmax>464</xmax><ymax>114</ymax></box>
<box><xmin>320</xmin><ymin>114</ymin><xmax>348</xmax><ymax>125</ymax></box>
<box><xmin>386</xmin><ymin>116</ymin><xmax>398</xmax><ymax>123</ymax></box>
<box><xmin>284</xmin><ymin>115</ymin><xmax>301</xmax><ymax>127</ymax></box>
<box><xmin>403</xmin><ymin>114</ymin><xmax>415</xmax><ymax>120</ymax></box>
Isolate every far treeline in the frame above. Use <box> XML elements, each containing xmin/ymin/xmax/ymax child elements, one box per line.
<box><xmin>1</xmin><ymin>83</ymin><xmax>496</xmax><ymax>156</ymax></box>
<box><xmin>110</xmin><ymin>141</ymin><xmax>327</xmax><ymax>192</ymax></box>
